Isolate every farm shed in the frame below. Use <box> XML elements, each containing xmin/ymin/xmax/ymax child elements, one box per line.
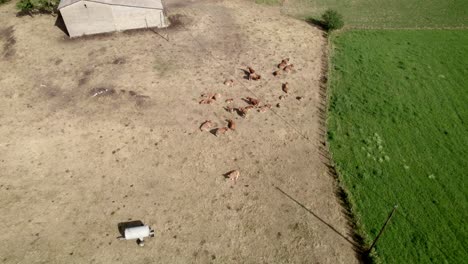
<box><xmin>58</xmin><ymin>0</ymin><xmax>167</xmax><ymax>38</ymax></box>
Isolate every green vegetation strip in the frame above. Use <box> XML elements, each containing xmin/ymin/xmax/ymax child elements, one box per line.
<box><xmin>281</xmin><ymin>0</ymin><xmax>468</xmax><ymax>28</ymax></box>
<box><xmin>328</xmin><ymin>30</ymin><xmax>468</xmax><ymax>263</ymax></box>
<box><xmin>255</xmin><ymin>0</ymin><xmax>280</xmax><ymax>5</ymax></box>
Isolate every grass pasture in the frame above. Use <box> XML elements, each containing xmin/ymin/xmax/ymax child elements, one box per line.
<box><xmin>279</xmin><ymin>0</ymin><xmax>468</xmax><ymax>28</ymax></box>
<box><xmin>328</xmin><ymin>30</ymin><xmax>468</xmax><ymax>263</ymax></box>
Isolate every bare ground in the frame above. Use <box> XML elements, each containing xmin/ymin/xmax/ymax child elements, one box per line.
<box><xmin>0</xmin><ymin>0</ymin><xmax>359</xmax><ymax>263</ymax></box>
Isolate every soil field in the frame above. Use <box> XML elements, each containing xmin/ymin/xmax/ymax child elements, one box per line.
<box><xmin>0</xmin><ymin>0</ymin><xmax>359</xmax><ymax>263</ymax></box>
<box><xmin>328</xmin><ymin>30</ymin><xmax>468</xmax><ymax>263</ymax></box>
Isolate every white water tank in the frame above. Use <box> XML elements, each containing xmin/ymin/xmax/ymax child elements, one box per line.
<box><xmin>122</xmin><ymin>225</ymin><xmax>154</xmax><ymax>246</ymax></box>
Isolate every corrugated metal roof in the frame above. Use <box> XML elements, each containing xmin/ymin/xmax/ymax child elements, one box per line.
<box><xmin>58</xmin><ymin>0</ymin><xmax>164</xmax><ymax>10</ymax></box>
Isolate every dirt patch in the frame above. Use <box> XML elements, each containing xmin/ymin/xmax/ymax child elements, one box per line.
<box><xmin>42</xmin><ymin>85</ymin><xmax>63</xmax><ymax>99</ymax></box>
<box><xmin>89</xmin><ymin>87</ymin><xmax>116</xmax><ymax>97</ymax></box>
<box><xmin>153</xmin><ymin>55</ymin><xmax>179</xmax><ymax>77</ymax></box>
<box><xmin>112</xmin><ymin>57</ymin><xmax>126</xmax><ymax>65</ymax></box>
<box><xmin>0</xmin><ymin>26</ymin><xmax>16</xmax><ymax>58</ymax></box>
<box><xmin>167</xmin><ymin>14</ymin><xmax>192</xmax><ymax>29</ymax></box>
<box><xmin>86</xmin><ymin>87</ymin><xmax>152</xmax><ymax>109</ymax></box>
<box><xmin>0</xmin><ymin>1</ymin><xmax>358</xmax><ymax>263</ymax></box>
<box><xmin>122</xmin><ymin>90</ymin><xmax>151</xmax><ymax>107</ymax></box>
<box><xmin>60</xmin><ymin>31</ymin><xmax>117</xmax><ymax>42</ymax></box>
<box><xmin>88</xmin><ymin>47</ymin><xmax>107</xmax><ymax>57</ymax></box>
<box><xmin>78</xmin><ymin>69</ymin><xmax>94</xmax><ymax>86</ymax></box>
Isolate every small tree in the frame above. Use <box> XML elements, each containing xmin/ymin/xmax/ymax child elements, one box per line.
<box><xmin>16</xmin><ymin>0</ymin><xmax>34</xmax><ymax>12</ymax></box>
<box><xmin>16</xmin><ymin>0</ymin><xmax>59</xmax><ymax>14</ymax></box>
<box><xmin>321</xmin><ymin>9</ymin><xmax>344</xmax><ymax>31</ymax></box>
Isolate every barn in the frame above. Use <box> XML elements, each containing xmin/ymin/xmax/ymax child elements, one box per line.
<box><xmin>58</xmin><ymin>0</ymin><xmax>167</xmax><ymax>38</ymax></box>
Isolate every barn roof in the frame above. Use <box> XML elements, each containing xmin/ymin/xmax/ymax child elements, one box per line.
<box><xmin>58</xmin><ymin>0</ymin><xmax>164</xmax><ymax>10</ymax></box>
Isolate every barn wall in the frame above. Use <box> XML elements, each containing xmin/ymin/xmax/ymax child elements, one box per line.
<box><xmin>60</xmin><ymin>1</ymin><xmax>166</xmax><ymax>38</ymax></box>
<box><xmin>112</xmin><ymin>6</ymin><xmax>166</xmax><ymax>31</ymax></box>
<box><xmin>61</xmin><ymin>1</ymin><xmax>116</xmax><ymax>38</ymax></box>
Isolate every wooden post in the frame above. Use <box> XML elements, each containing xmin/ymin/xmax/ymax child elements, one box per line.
<box><xmin>366</xmin><ymin>205</ymin><xmax>398</xmax><ymax>254</ymax></box>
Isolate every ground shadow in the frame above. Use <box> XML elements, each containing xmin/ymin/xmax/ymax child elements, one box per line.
<box><xmin>209</xmin><ymin>128</ymin><xmax>218</xmax><ymax>136</ymax></box>
<box><xmin>308</xmin><ymin>38</ymin><xmax>373</xmax><ymax>263</ymax></box>
<box><xmin>239</xmin><ymin>68</ymin><xmax>250</xmax><ymax>80</ymax></box>
<box><xmin>59</xmin><ymin>27</ymin><xmax>164</xmax><ymax>41</ymax></box>
<box><xmin>55</xmin><ymin>13</ymin><xmax>69</xmax><ymax>36</ymax></box>
<box><xmin>275</xmin><ymin>186</ymin><xmax>371</xmax><ymax>263</ymax></box>
<box><xmin>16</xmin><ymin>9</ymin><xmax>54</xmax><ymax>17</ymax></box>
<box><xmin>275</xmin><ymin>186</ymin><xmax>358</xmax><ymax>247</ymax></box>
<box><xmin>306</xmin><ymin>17</ymin><xmax>327</xmax><ymax>31</ymax></box>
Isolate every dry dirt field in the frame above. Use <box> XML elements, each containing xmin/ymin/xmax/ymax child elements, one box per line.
<box><xmin>0</xmin><ymin>0</ymin><xmax>359</xmax><ymax>263</ymax></box>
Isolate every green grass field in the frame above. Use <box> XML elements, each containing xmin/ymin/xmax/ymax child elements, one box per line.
<box><xmin>328</xmin><ymin>30</ymin><xmax>468</xmax><ymax>263</ymax></box>
<box><xmin>278</xmin><ymin>0</ymin><xmax>468</xmax><ymax>28</ymax></box>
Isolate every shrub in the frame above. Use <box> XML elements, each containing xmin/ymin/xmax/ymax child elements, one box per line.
<box><xmin>16</xmin><ymin>0</ymin><xmax>59</xmax><ymax>14</ymax></box>
<box><xmin>16</xmin><ymin>0</ymin><xmax>34</xmax><ymax>12</ymax></box>
<box><xmin>0</xmin><ymin>0</ymin><xmax>11</xmax><ymax>4</ymax></box>
<box><xmin>321</xmin><ymin>9</ymin><xmax>344</xmax><ymax>31</ymax></box>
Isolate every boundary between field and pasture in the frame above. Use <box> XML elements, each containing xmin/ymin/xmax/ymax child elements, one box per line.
<box><xmin>314</xmin><ymin>27</ymin><xmax>375</xmax><ymax>263</ymax></box>
<box><xmin>269</xmin><ymin>1</ymin><xmax>468</xmax><ymax>263</ymax></box>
